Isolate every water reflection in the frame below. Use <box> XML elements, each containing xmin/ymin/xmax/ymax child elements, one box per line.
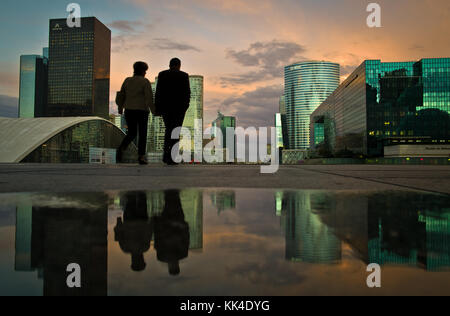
<box><xmin>1</xmin><ymin>189</ymin><xmax>449</xmax><ymax>296</ymax></box>
<box><xmin>277</xmin><ymin>191</ymin><xmax>450</xmax><ymax>271</ymax></box>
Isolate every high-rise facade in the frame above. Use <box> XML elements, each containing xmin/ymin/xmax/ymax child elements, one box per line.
<box><xmin>47</xmin><ymin>17</ymin><xmax>111</xmax><ymax>119</ymax></box>
<box><xmin>311</xmin><ymin>58</ymin><xmax>450</xmax><ymax>157</ymax></box>
<box><xmin>284</xmin><ymin>61</ymin><xmax>340</xmax><ymax>149</ymax></box>
<box><xmin>18</xmin><ymin>49</ymin><xmax>48</xmax><ymax>118</ymax></box>
<box><xmin>182</xmin><ymin>76</ymin><xmax>204</xmax><ymax>159</ymax></box>
<box><xmin>212</xmin><ymin>111</ymin><xmax>236</xmax><ymax>148</ymax></box>
<box><xmin>147</xmin><ymin>81</ymin><xmax>166</xmax><ymax>153</ymax></box>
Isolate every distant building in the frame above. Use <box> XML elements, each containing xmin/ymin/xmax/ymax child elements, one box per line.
<box><xmin>18</xmin><ymin>48</ymin><xmax>48</xmax><ymax>118</ymax></box>
<box><xmin>46</xmin><ymin>17</ymin><xmax>111</xmax><ymax>119</ymax></box>
<box><xmin>212</xmin><ymin>111</ymin><xmax>236</xmax><ymax>161</ymax></box>
<box><xmin>182</xmin><ymin>76</ymin><xmax>204</xmax><ymax>160</ymax></box>
<box><xmin>147</xmin><ymin>81</ymin><xmax>166</xmax><ymax>154</ymax></box>
<box><xmin>284</xmin><ymin>61</ymin><xmax>340</xmax><ymax>150</ymax></box>
<box><xmin>310</xmin><ymin>58</ymin><xmax>450</xmax><ymax>157</ymax></box>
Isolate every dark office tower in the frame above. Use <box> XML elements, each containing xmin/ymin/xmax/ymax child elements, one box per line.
<box><xmin>18</xmin><ymin>48</ymin><xmax>48</xmax><ymax>118</ymax></box>
<box><xmin>47</xmin><ymin>17</ymin><xmax>111</xmax><ymax>119</ymax></box>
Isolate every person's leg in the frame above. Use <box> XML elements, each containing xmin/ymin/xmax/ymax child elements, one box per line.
<box><xmin>118</xmin><ymin>110</ymin><xmax>138</xmax><ymax>161</ymax></box>
<box><xmin>137</xmin><ymin>111</ymin><xmax>149</xmax><ymax>157</ymax></box>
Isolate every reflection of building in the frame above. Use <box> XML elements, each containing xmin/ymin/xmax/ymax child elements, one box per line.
<box><xmin>146</xmin><ymin>190</ymin><xmax>204</xmax><ymax>250</ymax></box>
<box><xmin>18</xmin><ymin>49</ymin><xmax>48</xmax><ymax>118</ymax></box>
<box><xmin>210</xmin><ymin>191</ymin><xmax>236</xmax><ymax>215</ymax></box>
<box><xmin>47</xmin><ymin>17</ymin><xmax>111</xmax><ymax>119</ymax></box>
<box><xmin>0</xmin><ymin>117</ymin><xmax>137</xmax><ymax>163</ymax></box>
<box><xmin>316</xmin><ymin>191</ymin><xmax>450</xmax><ymax>272</ymax></box>
<box><xmin>180</xmin><ymin>190</ymin><xmax>203</xmax><ymax>250</ymax></box>
<box><xmin>284</xmin><ymin>61</ymin><xmax>340</xmax><ymax>150</ymax></box>
<box><xmin>311</xmin><ymin>58</ymin><xmax>450</xmax><ymax>157</ymax></box>
<box><xmin>15</xmin><ymin>193</ymin><xmax>108</xmax><ymax>296</ymax></box>
<box><xmin>280</xmin><ymin>191</ymin><xmax>342</xmax><ymax>264</ymax></box>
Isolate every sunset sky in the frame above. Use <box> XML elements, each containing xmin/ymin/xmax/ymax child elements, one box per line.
<box><xmin>0</xmin><ymin>0</ymin><xmax>449</xmax><ymax>126</ymax></box>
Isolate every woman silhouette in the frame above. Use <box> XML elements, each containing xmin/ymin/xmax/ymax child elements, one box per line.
<box><xmin>116</xmin><ymin>62</ymin><xmax>155</xmax><ymax>165</ymax></box>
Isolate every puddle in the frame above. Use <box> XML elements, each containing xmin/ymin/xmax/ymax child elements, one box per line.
<box><xmin>0</xmin><ymin>189</ymin><xmax>449</xmax><ymax>296</ymax></box>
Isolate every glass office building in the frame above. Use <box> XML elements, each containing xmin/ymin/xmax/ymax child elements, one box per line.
<box><xmin>147</xmin><ymin>81</ymin><xmax>166</xmax><ymax>153</ymax></box>
<box><xmin>212</xmin><ymin>111</ymin><xmax>236</xmax><ymax>148</ymax></box>
<box><xmin>47</xmin><ymin>17</ymin><xmax>111</xmax><ymax>119</ymax></box>
<box><xmin>311</xmin><ymin>58</ymin><xmax>450</xmax><ymax>157</ymax></box>
<box><xmin>182</xmin><ymin>76</ymin><xmax>204</xmax><ymax>159</ymax></box>
<box><xmin>21</xmin><ymin>119</ymin><xmax>137</xmax><ymax>163</ymax></box>
<box><xmin>284</xmin><ymin>61</ymin><xmax>340</xmax><ymax>150</ymax></box>
<box><xmin>18</xmin><ymin>49</ymin><xmax>48</xmax><ymax>118</ymax></box>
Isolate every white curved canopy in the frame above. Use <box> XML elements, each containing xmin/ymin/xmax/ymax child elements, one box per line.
<box><xmin>0</xmin><ymin>117</ymin><xmax>118</xmax><ymax>163</ymax></box>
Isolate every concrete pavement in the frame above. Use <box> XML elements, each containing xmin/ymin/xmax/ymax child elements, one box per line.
<box><xmin>0</xmin><ymin>164</ymin><xmax>449</xmax><ymax>194</ymax></box>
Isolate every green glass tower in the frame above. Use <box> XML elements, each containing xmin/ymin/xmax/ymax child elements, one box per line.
<box><xmin>18</xmin><ymin>49</ymin><xmax>48</xmax><ymax>118</ymax></box>
<box><xmin>311</xmin><ymin>58</ymin><xmax>450</xmax><ymax>157</ymax></box>
<box><xmin>284</xmin><ymin>61</ymin><xmax>340</xmax><ymax>150</ymax></box>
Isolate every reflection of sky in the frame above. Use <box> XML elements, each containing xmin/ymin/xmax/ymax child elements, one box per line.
<box><xmin>0</xmin><ymin>189</ymin><xmax>449</xmax><ymax>295</ymax></box>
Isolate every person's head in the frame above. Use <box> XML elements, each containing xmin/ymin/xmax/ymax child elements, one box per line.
<box><xmin>133</xmin><ymin>61</ymin><xmax>149</xmax><ymax>76</ymax></box>
<box><xmin>169</xmin><ymin>58</ymin><xmax>181</xmax><ymax>71</ymax></box>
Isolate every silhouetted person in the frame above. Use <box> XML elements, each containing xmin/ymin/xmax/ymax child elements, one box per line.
<box><xmin>155</xmin><ymin>58</ymin><xmax>191</xmax><ymax>165</ymax></box>
<box><xmin>116</xmin><ymin>62</ymin><xmax>155</xmax><ymax>165</ymax></box>
<box><xmin>153</xmin><ymin>190</ymin><xmax>190</xmax><ymax>276</ymax></box>
<box><xmin>114</xmin><ymin>192</ymin><xmax>153</xmax><ymax>272</ymax></box>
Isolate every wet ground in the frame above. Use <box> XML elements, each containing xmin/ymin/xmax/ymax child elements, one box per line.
<box><xmin>0</xmin><ymin>188</ymin><xmax>449</xmax><ymax>296</ymax></box>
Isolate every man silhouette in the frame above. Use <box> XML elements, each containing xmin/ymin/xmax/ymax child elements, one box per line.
<box><xmin>155</xmin><ymin>58</ymin><xmax>191</xmax><ymax>165</ymax></box>
<box><xmin>153</xmin><ymin>190</ymin><xmax>190</xmax><ymax>276</ymax></box>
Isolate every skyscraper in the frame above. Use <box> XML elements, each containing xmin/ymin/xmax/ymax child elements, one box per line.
<box><xmin>18</xmin><ymin>49</ymin><xmax>48</xmax><ymax>118</ymax></box>
<box><xmin>284</xmin><ymin>61</ymin><xmax>340</xmax><ymax>149</ymax></box>
<box><xmin>147</xmin><ymin>81</ymin><xmax>166</xmax><ymax>154</ymax></box>
<box><xmin>212</xmin><ymin>112</ymin><xmax>236</xmax><ymax>149</ymax></box>
<box><xmin>47</xmin><ymin>17</ymin><xmax>111</xmax><ymax>119</ymax></box>
<box><xmin>181</xmin><ymin>76</ymin><xmax>204</xmax><ymax>159</ymax></box>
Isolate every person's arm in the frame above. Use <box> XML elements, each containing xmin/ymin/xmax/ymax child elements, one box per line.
<box><xmin>117</xmin><ymin>79</ymin><xmax>128</xmax><ymax>115</ymax></box>
<box><xmin>145</xmin><ymin>79</ymin><xmax>155</xmax><ymax>114</ymax></box>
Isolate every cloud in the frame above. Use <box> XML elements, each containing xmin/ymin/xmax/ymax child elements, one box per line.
<box><xmin>0</xmin><ymin>95</ymin><xmax>18</xmax><ymax>118</ymax></box>
<box><xmin>108</xmin><ymin>20</ymin><xmax>144</xmax><ymax>33</ymax></box>
<box><xmin>221</xmin><ymin>40</ymin><xmax>306</xmax><ymax>86</ymax></box>
<box><xmin>220</xmin><ymin>85</ymin><xmax>283</xmax><ymax>127</ymax></box>
<box><xmin>151</xmin><ymin>38</ymin><xmax>202</xmax><ymax>52</ymax></box>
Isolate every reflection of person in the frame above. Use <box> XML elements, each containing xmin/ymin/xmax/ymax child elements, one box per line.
<box><xmin>116</xmin><ymin>62</ymin><xmax>155</xmax><ymax>165</ymax></box>
<box><xmin>155</xmin><ymin>58</ymin><xmax>191</xmax><ymax>165</ymax></box>
<box><xmin>114</xmin><ymin>192</ymin><xmax>153</xmax><ymax>272</ymax></box>
<box><xmin>153</xmin><ymin>190</ymin><xmax>190</xmax><ymax>276</ymax></box>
